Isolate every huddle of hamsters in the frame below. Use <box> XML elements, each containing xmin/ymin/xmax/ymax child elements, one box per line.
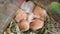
<box><xmin>14</xmin><ymin>1</ymin><xmax>47</xmax><ymax>31</ymax></box>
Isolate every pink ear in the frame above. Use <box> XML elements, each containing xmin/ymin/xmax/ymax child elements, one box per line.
<box><xmin>16</xmin><ymin>0</ymin><xmax>26</xmax><ymax>4</ymax></box>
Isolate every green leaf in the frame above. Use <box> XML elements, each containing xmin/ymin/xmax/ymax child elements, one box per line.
<box><xmin>49</xmin><ymin>2</ymin><xmax>60</xmax><ymax>14</ymax></box>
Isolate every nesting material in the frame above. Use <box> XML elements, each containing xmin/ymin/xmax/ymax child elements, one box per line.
<box><xmin>33</xmin><ymin>6</ymin><xmax>47</xmax><ymax>21</ymax></box>
<box><xmin>15</xmin><ymin>9</ymin><xmax>28</xmax><ymax>22</ymax></box>
<box><xmin>30</xmin><ymin>19</ymin><xmax>44</xmax><ymax>31</ymax></box>
<box><xmin>19</xmin><ymin>20</ymin><xmax>29</xmax><ymax>31</ymax></box>
<box><xmin>0</xmin><ymin>3</ymin><xmax>19</xmax><ymax>34</ymax></box>
<box><xmin>21</xmin><ymin>1</ymin><xmax>35</xmax><ymax>13</ymax></box>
